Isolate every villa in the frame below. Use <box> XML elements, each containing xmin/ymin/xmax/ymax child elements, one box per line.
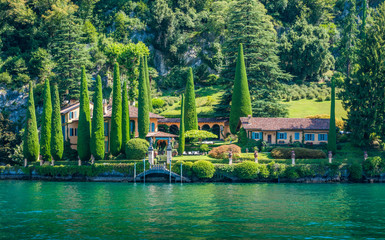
<box><xmin>60</xmin><ymin>100</ymin><xmax>176</xmax><ymax>151</ymax></box>
<box><xmin>238</xmin><ymin>116</ymin><xmax>330</xmax><ymax>145</ymax></box>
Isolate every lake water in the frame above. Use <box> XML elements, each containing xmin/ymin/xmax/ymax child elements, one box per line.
<box><xmin>1</xmin><ymin>181</ymin><xmax>385</xmax><ymax>239</ymax></box>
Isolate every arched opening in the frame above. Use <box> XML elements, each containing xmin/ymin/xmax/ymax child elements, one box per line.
<box><xmin>158</xmin><ymin>124</ymin><xmax>169</xmax><ymax>133</ymax></box>
<box><xmin>202</xmin><ymin>124</ymin><xmax>211</xmax><ymax>132</ymax></box>
<box><xmin>170</xmin><ymin>125</ymin><xmax>179</xmax><ymax>135</ymax></box>
<box><xmin>212</xmin><ymin>124</ymin><xmax>221</xmax><ymax>140</ymax></box>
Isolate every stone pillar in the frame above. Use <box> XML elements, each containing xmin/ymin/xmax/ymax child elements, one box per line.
<box><xmin>51</xmin><ymin>156</ymin><xmax>55</xmax><ymax>166</ymax></box>
<box><xmin>91</xmin><ymin>155</ymin><xmax>95</xmax><ymax>165</ymax></box>
<box><xmin>228</xmin><ymin>150</ymin><xmax>233</xmax><ymax>165</ymax></box>
<box><xmin>254</xmin><ymin>150</ymin><xmax>258</xmax><ymax>163</ymax></box>
<box><xmin>328</xmin><ymin>151</ymin><xmax>332</xmax><ymax>164</ymax></box>
<box><xmin>291</xmin><ymin>150</ymin><xmax>295</xmax><ymax>165</ymax></box>
<box><xmin>148</xmin><ymin>138</ymin><xmax>154</xmax><ymax>165</ymax></box>
<box><xmin>364</xmin><ymin>151</ymin><xmax>368</xmax><ymax>161</ymax></box>
<box><xmin>24</xmin><ymin>159</ymin><xmax>27</xmax><ymax>168</ymax></box>
<box><xmin>166</xmin><ymin>140</ymin><xmax>172</xmax><ymax>164</ymax></box>
<box><xmin>78</xmin><ymin>156</ymin><xmax>82</xmax><ymax>166</ymax></box>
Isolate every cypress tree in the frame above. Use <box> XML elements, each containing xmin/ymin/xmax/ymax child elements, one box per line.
<box><xmin>40</xmin><ymin>79</ymin><xmax>52</xmax><ymax>164</ymax></box>
<box><xmin>229</xmin><ymin>43</ymin><xmax>252</xmax><ymax>134</ymax></box>
<box><xmin>77</xmin><ymin>66</ymin><xmax>91</xmax><ymax>161</ymax></box>
<box><xmin>328</xmin><ymin>78</ymin><xmax>337</xmax><ymax>153</ymax></box>
<box><xmin>184</xmin><ymin>68</ymin><xmax>198</xmax><ymax>131</ymax></box>
<box><xmin>178</xmin><ymin>94</ymin><xmax>185</xmax><ymax>155</ymax></box>
<box><xmin>23</xmin><ymin>81</ymin><xmax>39</xmax><ymax>164</ymax></box>
<box><xmin>110</xmin><ymin>62</ymin><xmax>122</xmax><ymax>155</ymax></box>
<box><xmin>50</xmin><ymin>84</ymin><xmax>64</xmax><ymax>162</ymax></box>
<box><xmin>91</xmin><ymin>75</ymin><xmax>105</xmax><ymax>160</ymax></box>
<box><xmin>144</xmin><ymin>55</ymin><xmax>152</xmax><ymax>112</ymax></box>
<box><xmin>138</xmin><ymin>56</ymin><xmax>149</xmax><ymax>139</ymax></box>
<box><xmin>122</xmin><ymin>81</ymin><xmax>130</xmax><ymax>152</ymax></box>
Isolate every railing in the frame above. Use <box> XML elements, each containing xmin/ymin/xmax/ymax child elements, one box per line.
<box><xmin>150</xmin><ymin>164</ymin><xmax>167</xmax><ymax>170</ymax></box>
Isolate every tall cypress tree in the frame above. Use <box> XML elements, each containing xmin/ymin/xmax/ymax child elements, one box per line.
<box><xmin>229</xmin><ymin>43</ymin><xmax>252</xmax><ymax>134</ymax></box>
<box><xmin>23</xmin><ymin>81</ymin><xmax>39</xmax><ymax>164</ymax></box>
<box><xmin>144</xmin><ymin>55</ymin><xmax>152</xmax><ymax>112</ymax></box>
<box><xmin>40</xmin><ymin>79</ymin><xmax>52</xmax><ymax>164</ymax></box>
<box><xmin>217</xmin><ymin>0</ymin><xmax>290</xmax><ymax>117</ymax></box>
<box><xmin>50</xmin><ymin>83</ymin><xmax>64</xmax><ymax>162</ymax></box>
<box><xmin>77</xmin><ymin>66</ymin><xmax>91</xmax><ymax>161</ymax></box>
<box><xmin>178</xmin><ymin>94</ymin><xmax>185</xmax><ymax>155</ymax></box>
<box><xmin>110</xmin><ymin>62</ymin><xmax>122</xmax><ymax>155</ymax></box>
<box><xmin>91</xmin><ymin>75</ymin><xmax>105</xmax><ymax>160</ymax></box>
<box><xmin>328</xmin><ymin>78</ymin><xmax>337</xmax><ymax>153</ymax></box>
<box><xmin>122</xmin><ymin>81</ymin><xmax>130</xmax><ymax>152</ymax></box>
<box><xmin>138</xmin><ymin>56</ymin><xmax>149</xmax><ymax>139</ymax></box>
<box><xmin>184</xmin><ymin>68</ymin><xmax>198</xmax><ymax>131</ymax></box>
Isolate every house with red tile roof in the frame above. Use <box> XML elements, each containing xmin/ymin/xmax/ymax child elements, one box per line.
<box><xmin>238</xmin><ymin>116</ymin><xmax>330</xmax><ymax>145</ymax></box>
<box><xmin>60</xmin><ymin>100</ymin><xmax>176</xmax><ymax>151</ymax></box>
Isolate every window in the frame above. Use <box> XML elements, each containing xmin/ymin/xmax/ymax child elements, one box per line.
<box><xmin>70</xmin><ymin>128</ymin><xmax>73</xmax><ymax>136</ymax></box>
<box><xmin>61</xmin><ymin>115</ymin><xmax>65</xmax><ymax>124</ymax></box>
<box><xmin>277</xmin><ymin>132</ymin><xmax>287</xmax><ymax>140</ymax></box>
<box><xmin>318</xmin><ymin>134</ymin><xmax>328</xmax><ymax>141</ymax></box>
<box><xmin>74</xmin><ymin>128</ymin><xmax>77</xmax><ymax>136</ymax></box>
<box><xmin>295</xmin><ymin>133</ymin><xmax>300</xmax><ymax>140</ymax></box>
<box><xmin>74</xmin><ymin>111</ymin><xmax>77</xmax><ymax>119</ymax></box>
<box><xmin>305</xmin><ymin>134</ymin><xmax>315</xmax><ymax>141</ymax></box>
<box><xmin>152</xmin><ymin>123</ymin><xmax>155</xmax><ymax>132</ymax></box>
<box><xmin>62</xmin><ymin>126</ymin><xmax>65</xmax><ymax>139</ymax></box>
<box><xmin>252</xmin><ymin>132</ymin><xmax>261</xmax><ymax>139</ymax></box>
<box><xmin>104</xmin><ymin>122</ymin><xmax>109</xmax><ymax>136</ymax></box>
<box><xmin>69</xmin><ymin>112</ymin><xmax>73</xmax><ymax>120</ymax></box>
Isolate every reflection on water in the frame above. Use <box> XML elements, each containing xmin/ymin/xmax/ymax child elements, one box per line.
<box><xmin>1</xmin><ymin>181</ymin><xmax>385</xmax><ymax>239</ymax></box>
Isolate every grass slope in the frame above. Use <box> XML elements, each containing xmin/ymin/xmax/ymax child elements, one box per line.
<box><xmin>160</xmin><ymin>86</ymin><xmax>225</xmax><ymax>118</ymax></box>
<box><xmin>281</xmin><ymin>99</ymin><xmax>347</xmax><ymax>120</ymax></box>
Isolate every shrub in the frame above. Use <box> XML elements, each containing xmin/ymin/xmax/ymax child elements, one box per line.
<box><xmin>125</xmin><ymin>138</ymin><xmax>149</xmax><ymax>160</ymax></box>
<box><xmin>363</xmin><ymin>156</ymin><xmax>384</xmax><ymax>177</ymax></box>
<box><xmin>241</xmin><ymin>139</ymin><xmax>259</xmax><ymax>152</ymax></box>
<box><xmin>285</xmin><ymin>166</ymin><xmax>299</xmax><ymax>179</ymax></box>
<box><xmin>316</xmin><ymin>95</ymin><xmax>324</xmax><ymax>102</ymax></box>
<box><xmin>234</xmin><ymin>161</ymin><xmax>259</xmax><ymax>179</ymax></box>
<box><xmin>306</xmin><ymin>93</ymin><xmax>315</xmax><ymax>100</ymax></box>
<box><xmin>349</xmin><ymin>163</ymin><xmax>363</xmax><ymax>181</ymax></box>
<box><xmin>172</xmin><ymin>161</ymin><xmax>193</xmax><ymax>177</ymax></box>
<box><xmin>296</xmin><ymin>165</ymin><xmax>315</xmax><ymax>177</ymax></box>
<box><xmin>267</xmin><ymin>162</ymin><xmax>286</xmax><ymax>179</ymax></box>
<box><xmin>271</xmin><ymin>147</ymin><xmax>326</xmax><ymax>159</ymax></box>
<box><xmin>152</xmin><ymin>98</ymin><xmax>165</xmax><ymax>109</ymax></box>
<box><xmin>291</xmin><ymin>94</ymin><xmax>300</xmax><ymax>101</ymax></box>
<box><xmin>258</xmin><ymin>164</ymin><xmax>269</xmax><ymax>179</ymax></box>
<box><xmin>237</xmin><ymin>128</ymin><xmax>248</xmax><ymax>146</ymax></box>
<box><xmin>192</xmin><ymin>160</ymin><xmax>215</xmax><ymax>179</ymax></box>
<box><xmin>199</xmin><ymin>144</ymin><xmax>210</xmax><ymax>153</ymax></box>
<box><xmin>325</xmin><ymin>95</ymin><xmax>331</xmax><ymax>101</ymax></box>
<box><xmin>208</xmin><ymin>144</ymin><xmax>241</xmax><ymax>159</ymax></box>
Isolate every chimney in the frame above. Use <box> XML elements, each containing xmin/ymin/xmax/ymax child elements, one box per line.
<box><xmin>248</xmin><ymin>115</ymin><xmax>252</xmax><ymax>119</ymax></box>
<box><xmin>103</xmin><ymin>99</ymin><xmax>108</xmax><ymax>115</ymax></box>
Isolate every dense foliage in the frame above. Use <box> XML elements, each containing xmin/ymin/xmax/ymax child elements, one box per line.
<box><xmin>125</xmin><ymin>138</ymin><xmax>149</xmax><ymax>160</ymax></box>
<box><xmin>209</xmin><ymin>144</ymin><xmax>241</xmax><ymax>160</ymax></box>
<box><xmin>50</xmin><ymin>84</ymin><xmax>64</xmax><ymax>161</ymax></box>
<box><xmin>40</xmin><ymin>79</ymin><xmax>52</xmax><ymax>162</ymax></box>
<box><xmin>110</xmin><ymin>62</ymin><xmax>122</xmax><ymax>155</ymax></box>
<box><xmin>91</xmin><ymin>75</ymin><xmax>105</xmax><ymax>160</ymax></box>
<box><xmin>229</xmin><ymin>44</ymin><xmax>252</xmax><ymax>134</ymax></box>
<box><xmin>271</xmin><ymin>147</ymin><xmax>327</xmax><ymax>159</ymax></box>
<box><xmin>328</xmin><ymin>78</ymin><xmax>337</xmax><ymax>153</ymax></box>
<box><xmin>234</xmin><ymin>161</ymin><xmax>259</xmax><ymax>180</ymax></box>
<box><xmin>138</xmin><ymin>56</ymin><xmax>149</xmax><ymax>139</ymax></box>
<box><xmin>192</xmin><ymin>160</ymin><xmax>215</xmax><ymax>179</ymax></box>
<box><xmin>121</xmin><ymin>81</ymin><xmax>130</xmax><ymax>153</ymax></box>
<box><xmin>184</xmin><ymin>68</ymin><xmax>198</xmax><ymax>131</ymax></box>
<box><xmin>178</xmin><ymin>94</ymin><xmax>185</xmax><ymax>155</ymax></box>
<box><xmin>23</xmin><ymin>82</ymin><xmax>39</xmax><ymax>162</ymax></box>
<box><xmin>77</xmin><ymin>67</ymin><xmax>91</xmax><ymax>161</ymax></box>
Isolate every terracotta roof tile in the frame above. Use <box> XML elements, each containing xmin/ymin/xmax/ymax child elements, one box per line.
<box><xmin>239</xmin><ymin>117</ymin><xmax>330</xmax><ymax>131</ymax></box>
<box><xmin>159</xmin><ymin>117</ymin><xmax>228</xmax><ymax>123</ymax></box>
<box><xmin>146</xmin><ymin>131</ymin><xmax>178</xmax><ymax>138</ymax></box>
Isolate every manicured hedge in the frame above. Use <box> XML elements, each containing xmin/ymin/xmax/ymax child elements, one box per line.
<box><xmin>172</xmin><ymin>160</ymin><xmax>193</xmax><ymax>177</ymax></box>
<box><xmin>125</xmin><ymin>138</ymin><xmax>149</xmax><ymax>160</ymax></box>
<box><xmin>234</xmin><ymin>161</ymin><xmax>259</xmax><ymax>179</ymax></box>
<box><xmin>192</xmin><ymin>160</ymin><xmax>215</xmax><ymax>179</ymax></box>
<box><xmin>208</xmin><ymin>144</ymin><xmax>241</xmax><ymax>159</ymax></box>
<box><xmin>271</xmin><ymin>147</ymin><xmax>326</xmax><ymax>159</ymax></box>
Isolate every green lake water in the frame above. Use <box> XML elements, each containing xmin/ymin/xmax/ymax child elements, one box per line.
<box><xmin>1</xmin><ymin>181</ymin><xmax>385</xmax><ymax>239</ymax></box>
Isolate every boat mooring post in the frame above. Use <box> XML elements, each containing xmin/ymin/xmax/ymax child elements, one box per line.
<box><xmin>180</xmin><ymin>163</ymin><xmax>183</xmax><ymax>184</ymax></box>
<box><xmin>134</xmin><ymin>163</ymin><xmax>136</xmax><ymax>183</ymax></box>
<box><xmin>143</xmin><ymin>158</ymin><xmax>146</xmax><ymax>184</ymax></box>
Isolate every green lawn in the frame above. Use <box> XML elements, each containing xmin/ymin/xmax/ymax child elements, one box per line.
<box><xmin>281</xmin><ymin>99</ymin><xmax>347</xmax><ymax>120</ymax></box>
<box><xmin>160</xmin><ymin>86</ymin><xmax>225</xmax><ymax>118</ymax></box>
